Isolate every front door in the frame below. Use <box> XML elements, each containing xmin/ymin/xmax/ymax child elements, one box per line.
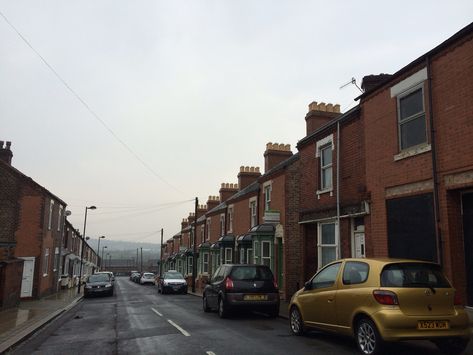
<box><xmin>354</xmin><ymin>231</ymin><xmax>365</xmax><ymax>258</ymax></box>
<box><xmin>462</xmin><ymin>193</ymin><xmax>473</xmax><ymax>306</ymax></box>
<box><xmin>20</xmin><ymin>257</ymin><xmax>35</xmax><ymax>298</ymax></box>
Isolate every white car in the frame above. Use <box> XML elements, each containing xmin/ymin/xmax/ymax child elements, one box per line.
<box><xmin>140</xmin><ymin>272</ymin><xmax>156</xmax><ymax>285</ymax></box>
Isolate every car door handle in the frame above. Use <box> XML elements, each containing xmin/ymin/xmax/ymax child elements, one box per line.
<box><xmin>328</xmin><ymin>298</ymin><xmax>334</xmax><ymax>303</ymax></box>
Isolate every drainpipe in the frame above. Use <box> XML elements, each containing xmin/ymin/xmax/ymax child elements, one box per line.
<box><xmin>427</xmin><ymin>56</ymin><xmax>443</xmax><ymax>266</ymax></box>
<box><xmin>336</xmin><ymin>121</ymin><xmax>341</xmax><ymax>259</ymax></box>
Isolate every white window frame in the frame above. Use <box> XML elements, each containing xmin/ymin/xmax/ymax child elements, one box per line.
<box><xmin>177</xmin><ymin>259</ymin><xmax>183</xmax><ymax>274</ymax></box>
<box><xmin>254</xmin><ymin>241</ymin><xmax>259</xmax><ymax>264</ymax></box>
<box><xmin>240</xmin><ymin>249</ymin><xmax>245</xmax><ymax>264</ymax></box>
<box><xmin>48</xmin><ymin>200</ymin><xmax>54</xmax><ymax>230</ymax></box>
<box><xmin>247</xmin><ymin>248</ymin><xmax>253</xmax><ymax>264</ymax></box>
<box><xmin>53</xmin><ymin>247</ymin><xmax>59</xmax><ymax>271</ymax></box>
<box><xmin>220</xmin><ymin>214</ymin><xmax>225</xmax><ymax>236</ymax></box>
<box><xmin>57</xmin><ymin>205</ymin><xmax>63</xmax><ymax>232</ymax></box>
<box><xmin>264</xmin><ymin>184</ymin><xmax>271</xmax><ymax>211</ymax></box>
<box><xmin>396</xmin><ymin>84</ymin><xmax>427</xmax><ymax>151</ymax></box>
<box><xmin>227</xmin><ymin>206</ymin><xmax>234</xmax><ymax>233</ymax></box>
<box><xmin>202</xmin><ymin>252</ymin><xmax>209</xmax><ymax>274</ymax></box>
<box><xmin>320</xmin><ymin>144</ymin><xmax>333</xmax><ymax>190</ymax></box>
<box><xmin>316</xmin><ymin>135</ymin><xmax>334</xmax><ymax>196</ymax></box>
<box><xmin>261</xmin><ymin>241</ymin><xmax>271</xmax><ymax>267</ymax></box>
<box><xmin>206</xmin><ymin>218</ymin><xmax>211</xmax><ymax>241</ymax></box>
<box><xmin>43</xmin><ymin>248</ymin><xmax>50</xmax><ymax>276</ymax></box>
<box><xmin>224</xmin><ymin>247</ymin><xmax>232</xmax><ymax>264</ymax></box>
<box><xmin>317</xmin><ymin>221</ymin><xmax>339</xmax><ymax>269</ymax></box>
<box><xmin>200</xmin><ymin>226</ymin><xmax>205</xmax><ymax>244</ymax></box>
<box><xmin>249</xmin><ymin>198</ymin><xmax>257</xmax><ymax>227</ymax></box>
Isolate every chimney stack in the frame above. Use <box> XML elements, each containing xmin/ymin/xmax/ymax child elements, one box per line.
<box><xmin>0</xmin><ymin>141</ymin><xmax>13</xmax><ymax>165</ymax></box>
<box><xmin>196</xmin><ymin>205</ymin><xmax>207</xmax><ymax>219</ymax></box>
<box><xmin>206</xmin><ymin>196</ymin><xmax>220</xmax><ymax>211</ymax></box>
<box><xmin>237</xmin><ymin>166</ymin><xmax>261</xmax><ymax>190</ymax></box>
<box><xmin>305</xmin><ymin>102</ymin><xmax>341</xmax><ymax>136</ymax></box>
<box><xmin>264</xmin><ymin>143</ymin><xmax>292</xmax><ymax>172</ymax></box>
<box><xmin>361</xmin><ymin>74</ymin><xmax>392</xmax><ymax>93</ymax></box>
<box><xmin>181</xmin><ymin>218</ymin><xmax>189</xmax><ymax>231</ymax></box>
<box><xmin>219</xmin><ymin>183</ymin><xmax>239</xmax><ymax>202</ymax></box>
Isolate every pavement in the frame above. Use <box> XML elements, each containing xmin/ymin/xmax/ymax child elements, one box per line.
<box><xmin>0</xmin><ymin>287</ymin><xmax>83</xmax><ymax>354</ymax></box>
<box><xmin>0</xmin><ymin>286</ymin><xmax>472</xmax><ymax>354</ymax></box>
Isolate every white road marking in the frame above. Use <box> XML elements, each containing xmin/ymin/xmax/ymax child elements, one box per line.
<box><xmin>167</xmin><ymin>319</ymin><xmax>191</xmax><ymax>337</ymax></box>
<box><xmin>206</xmin><ymin>352</ymin><xmax>216</xmax><ymax>355</ymax></box>
<box><xmin>151</xmin><ymin>307</ymin><xmax>162</xmax><ymax>316</ymax></box>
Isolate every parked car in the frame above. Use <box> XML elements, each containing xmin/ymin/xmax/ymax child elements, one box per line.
<box><xmin>130</xmin><ymin>270</ymin><xmax>139</xmax><ymax>280</ymax></box>
<box><xmin>288</xmin><ymin>258</ymin><xmax>470</xmax><ymax>355</ymax></box>
<box><xmin>84</xmin><ymin>273</ymin><xmax>114</xmax><ymax>298</ymax></box>
<box><xmin>140</xmin><ymin>272</ymin><xmax>156</xmax><ymax>285</ymax></box>
<box><xmin>95</xmin><ymin>271</ymin><xmax>115</xmax><ymax>283</ymax></box>
<box><xmin>202</xmin><ymin>264</ymin><xmax>279</xmax><ymax>318</ymax></box>
<box><xmin>131</xmin><ymin>272</ymin><xmax>141</xmax><ymax>283</ymax></box>
<box><xmin>157</xmin><ymin>270</ymin><xmax>187</xmax><ymax>294</ymax></box>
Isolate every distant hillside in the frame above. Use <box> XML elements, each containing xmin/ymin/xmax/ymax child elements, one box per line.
<box><xmin>88</xmin><ymin>238</ymin><xmax>161</xmax><ymax>264</ymax></box>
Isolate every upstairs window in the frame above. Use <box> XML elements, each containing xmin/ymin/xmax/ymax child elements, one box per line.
<box><xmin>250</xmin><ymin>200</ymin><xmax>257</xmax><ymax>227</ymax></box>
<box><xmin>398</xmin><ymin>86</ymin><xmax>426</xmax><ymax>150</ymax></box>
<box><xmin>48</xmin><ymin>200</ymin><xmax>54</xmax><ymax>230</ymax></box>
<box><xmin>320</xmin><ymin>144</ymin><xmax>333</xmax><ymax>190</ymax></box>
<box><xmin>206</xmin><ymin>218</ymin><xmax>211</xmax><ymax>241</ymax></box>
<box><xmin>57</xmin><ymin>205</ymin><xmax>63</xmax><ymax>232</ymax></box>
<box><xmin>264</xmin><ymin>185</ymin><xmax>271</xmax><ymax>211</ymax></box>
<box><xmin>227</xmin><ymin>207</ymin><xmax>233</xmax><ymax>233</ymax></box>
<box><xmin>220</xmin><ymin>214</ymin><xmax>225</xmax><ymax>235</ymax></box>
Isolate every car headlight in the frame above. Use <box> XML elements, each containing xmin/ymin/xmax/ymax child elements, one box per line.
<box><xmin>163</xmin><ymin>281</ymin><xmax>168</xmax><ymax>286</ymax></box>
<box><xmin>105</xmin><ymin>284</ymin><xmax>112</xmax><ymax>288</ymax></box>
<box><xmin>85</xmin><ymin>285</ymin><xmax>92</xmax><ymax>289</ymax></box>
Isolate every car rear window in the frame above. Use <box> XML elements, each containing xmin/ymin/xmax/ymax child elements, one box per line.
<box><xmin>230</xmin><ymin>266</ymin><xmax>273</xmax><ymax>281</ymax></box>
<box><xmin>381</xmin><ymin>262</ymin><xmax>451</xmax><ymax>288</ymax></box>
<box><xmin>165</xmin><ymin>272</ymin><xmax>184</xmax><ymax>279</ymax></box>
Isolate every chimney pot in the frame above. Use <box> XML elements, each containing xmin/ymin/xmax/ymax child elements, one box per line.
<box><xmin>308</xmin><ymin>101</ymin><xmax>318</xmax><ymax>112</ymax></box>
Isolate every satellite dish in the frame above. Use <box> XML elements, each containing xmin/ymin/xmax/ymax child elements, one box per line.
<box><xmin>65</xmin><ymin>210</ymin><xmax>72</xmax><ymax>216</ymax></box>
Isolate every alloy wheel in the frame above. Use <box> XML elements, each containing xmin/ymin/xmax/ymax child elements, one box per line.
<box><xmin>290</xmin><ymin>307</ymin><xmax>303</xmax><ymax>335</ymax></box>
<box><xmin>357</xmin><ymin>320</ymin><xmax>377</xmax><ymax>354</ymax></box>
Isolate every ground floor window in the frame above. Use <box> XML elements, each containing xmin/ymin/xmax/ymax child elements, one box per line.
<box><xmin>386</xmin><ymin>193</ymin><xmax>436</xmax><ymax>262</ymax></box>
<box><xmin>43</xmin><ymin>248</ymin><xmax>50</xmax><ymax>276</ymax></box>
<box><xmin>317</xmin><ymin>221</ymin><xmax>339</xmax><ymax>268</ymax></box>
<box><xmin>187</xmin><ymin>256</ymin><xmax>193</xmax><ymax>275</ymax></box>
<box><xmin>177</xmin><ymin>259</ymin><xmax>183</xmax><ymax>274</ymax></box>
<box><xmin>253</xmin><ymin>241</ymin><xmax>259</xmax><ymax>264</ymax></box>
<box><xmin>261</xmin><ymin>241</ymin><xmax>271</xmax><ymax>267</ymax></box>
<box><xmin>224</xmin><ymin>248</ymin><xmax>232</xmax><ymax>264</ymax></box>
<box><xmin>247</xmin><ymin>248</ymin><xmax>253</xmax><ymax>264</ymax></box>
<box><xmin>202</xmin><ymin>252</ymin><xmax>209</xmax><ymax>274</ymax></box>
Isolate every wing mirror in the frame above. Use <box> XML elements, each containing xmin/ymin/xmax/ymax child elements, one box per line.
<box><xmin>304</xmin><ymin>281</ymin><xmax>312</xmax><ymax>290</ymax></box>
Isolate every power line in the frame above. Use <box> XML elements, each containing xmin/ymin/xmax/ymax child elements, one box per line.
<box><xmin>0</xmin><ymin>9</ymin><xmax>184</xmax><ymax>194</ymax></box>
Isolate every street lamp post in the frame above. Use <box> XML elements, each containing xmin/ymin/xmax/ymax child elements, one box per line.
<box><xmin>77</xmin><ymin>205</ymin><xmax>97</xmax><ymax>294</ymax></box>
<box><xmin>97</xmin><ymin>235</ymin><xmax>105</xmax><ymax>269</ymax></box>
<box><xmin>101</xmin><ymin>246</ymin><xmax>107</xmax><ymax>268</ymax></box>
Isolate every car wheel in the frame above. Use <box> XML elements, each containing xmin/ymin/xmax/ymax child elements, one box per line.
<box><xmin>433</xmin><ymin>337</ymin><xmax>469</xmax><ymax>355</ymax></box>
<box><xmin>203</xmin><ymin>294</ymin><xmax>211</xmax><ymax>313</ymax></box>
<box><xmin>356</xmin><ymin>318</ymin><xmax>383</xmax><ymax>355</ymax></box>
<box><xmin>289</xmin><ymin>306</ymin><xmax>304</xmax><ymax>335</ymax></box>
<box><xmin>218</xmin><ymin>297</ymin><xmax>230</xmax><ymax>318</ymax></box>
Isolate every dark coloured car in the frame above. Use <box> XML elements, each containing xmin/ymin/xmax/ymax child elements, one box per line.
<box><xmin>202</xmin><ymin>264</ymin><xmax>279</xmax><ymax>318</ymax></box>
<box><xmin>157</xmin><ymin>271</ymin><xmax>187</xmax><ymax>294</ymax></box>
<box><xmin>84</xmin><ymin>273</ymin><xmax>114</xmax><ymax>298</ymax></box>
<box><xmin>131</xmin><ymin>272</ymin><xmax>141</xmax><ymax>283</ymax></box>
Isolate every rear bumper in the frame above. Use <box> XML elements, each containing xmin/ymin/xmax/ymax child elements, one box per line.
<box><xmin>226</xmin><ymin>293</ymin><xmax>280</xmax><ymax>309</ymax></box>
<box><xmin>372</xmin><ymin>309</ymin><xmax>471</xmax><ymax>341</ymax></box>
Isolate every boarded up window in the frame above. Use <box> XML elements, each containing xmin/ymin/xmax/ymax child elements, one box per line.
<box><xmin>386</xmin><ymin>193</ymin><xmax>436</xmax><ymax>262</ymax></box>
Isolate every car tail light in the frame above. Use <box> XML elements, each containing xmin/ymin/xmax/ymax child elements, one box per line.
<box><xmin>273</xmin><ymin>278</ymin><xmax>278</xmax><ymax>289</ymax></box>
<box><xmin>373</xmin><ymin>290</ymin><xmax>399</xmax><ymax>305</ymax></box>
<box><xmin>225</xmin><ymin>277</ymin><xmax>234</xmax><ymax>290</ymax></box>
<box><xmin>454</xmin><ymin>292</ymin><xmax>463</xmax><ymax>306</ymax></box>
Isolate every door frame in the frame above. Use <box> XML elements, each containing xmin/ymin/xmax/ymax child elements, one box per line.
<box><xmin>19</xmin><ymin>256</ymin><xmax>35</xmax><ymax>298</ymax></box>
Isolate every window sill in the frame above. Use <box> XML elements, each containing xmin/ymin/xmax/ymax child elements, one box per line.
<box><xmin>316</xmin><ymin>188</ymin><xmax>333</xmax><ymax>199</ymax></box>
<box><xmin>394</xmin><ymin>144</ymin><xmax>431</xmax><ymax>161</ymax></box>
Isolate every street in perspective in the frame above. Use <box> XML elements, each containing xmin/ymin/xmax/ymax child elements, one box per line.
<box><xmin>1</xmin><ymin>2</ymin><xmax>473</xmax><ymax>355</ymax></box>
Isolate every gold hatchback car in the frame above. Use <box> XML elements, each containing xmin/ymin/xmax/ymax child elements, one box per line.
<box><xmin>289</xmin><ymin>258</ymin><xmax>471</xmax><ymax>355</ymax></box>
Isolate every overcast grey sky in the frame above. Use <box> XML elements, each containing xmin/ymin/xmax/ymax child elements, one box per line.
<box><xmin>1</xmin><ymin>1</ymin><xmax>472</xmax><ymax>244</ymax></box>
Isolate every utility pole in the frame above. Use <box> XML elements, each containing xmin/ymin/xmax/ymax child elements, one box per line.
<box><xmin>140</xmin><ymin>247</ymin><xmax>143</xmax><ymax>273</ymax></box>
<box><xmin>136</xmin><ymin>248</ymin><xmax>139</xmax><ymax>269</ymax></box>
<box><xmin>192</xmin><ymin>197</ymin><xmax>198</xmax><ymax>293</ymax></box>
<box><xmin>160</xmin><ymin>228</ymin><xmax>163</xmax><ymax>278</ymax></box>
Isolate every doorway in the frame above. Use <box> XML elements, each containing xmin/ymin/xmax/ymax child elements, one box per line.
<box><xmin>19</xmin><ymin>257</ymin><xmax>35</xmax><ymax>298</ymax></box>
<box><xmin>462</xmin><ymin>192</ymin><xmax>473</xmax><ymax>306</ymax></box>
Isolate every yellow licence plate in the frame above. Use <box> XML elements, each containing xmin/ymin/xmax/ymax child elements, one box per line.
<box><xmin>418</xmin><ymin>320</ymin><xmax>449</xmax><ymax>330</ymax></box>
<box><xmin>243</xmin><ymin>294</ymin><xmax>268</xmax><ymax>301</ymax></box>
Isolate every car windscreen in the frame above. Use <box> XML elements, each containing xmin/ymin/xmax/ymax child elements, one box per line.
<box><xmin>89</xmin><ymin>274</ymin><xmax>110</xmax><ymax>283</ymax></box>
<box><xmin>143</xmin><ymin>273</ymin><xmax>154</xmax><ymax>278</ymax></box>
<box><xmin>230</xmin><ymin>266</ymin><xmax>273</xmax><ymax>281</ymax></box>
<box><xmin>164</xmin><ymin>272</ymin><xmax>184</xmax><ymax>279</ymax></box>
<box><xmin>381</xmin><ymin>262</ymin><xmax>451</xmax><ymax>288</ymax></box>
